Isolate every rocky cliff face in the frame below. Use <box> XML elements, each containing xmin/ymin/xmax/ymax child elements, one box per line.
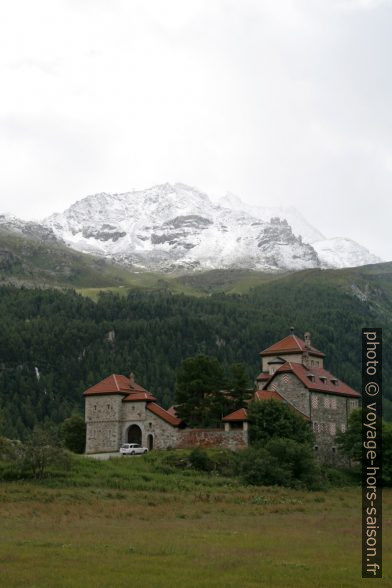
<box><xmin>43</xmin><ymin>183</ymin><xmax>322</xmax><ymax>272</ymax></box>
<box><xmin>1</xmin><ymin>183</ymin><xmax>381</xmax><ymax>273</ymax></box>
<box><xmin>0</xmin><ymin>214</ymin><xmax>59</xmax><ymax>243</ymax></box>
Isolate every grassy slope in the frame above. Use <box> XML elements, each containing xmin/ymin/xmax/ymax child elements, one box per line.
<box><xmin>2</xmin><ymin>226</ymin><xmax>392</xmax><ymax>300</ymax></box>
<box><xmin>0</xmin><ymin>229</ymin><xmax>281</xmax><ymax>295</ymax></box>
<box><xmin>0</xmin><ymin>452</ymin><xmax>390</xmax><ymax>588</ymax></box>
<box><xmin>0</xmin><ymin>229</ymin><xmax>155</xmax><ymax>289</ymax></box>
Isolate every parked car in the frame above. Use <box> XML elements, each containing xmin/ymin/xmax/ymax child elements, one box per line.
<box><xmin>120</xmin><ymin>443</ymin><xmax>148</xmax><ymax>455</ymax></box>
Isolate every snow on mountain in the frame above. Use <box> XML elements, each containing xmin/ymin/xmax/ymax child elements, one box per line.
<box><xmin>0</xmin><ymin>213</ymin><xmax>59</xmax><ymax>242</ymax></box>
<box><xmin>312</xmin><ymin>238</ymin><xmax>382</xmax><ymax>269</ymax></box>
<box><xmin>43</xmin><ymin>183</ymin><xmax>320</xmax><ymax>272</ymax></box>
<box><xmin>39</xmin><ymin>182</ymin><xmax>381</xmax><ymax>272</ymax></box>
<box><xmin>217</xmin><ymin>193</ymin><xmax>325</xmax><ymax>244</ymax></box>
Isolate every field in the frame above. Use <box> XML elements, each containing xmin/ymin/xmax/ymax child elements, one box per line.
<box><xmin>0</xmin><ymin>453</ymin><xmax>390</xmax><ymax>587</ymax></box>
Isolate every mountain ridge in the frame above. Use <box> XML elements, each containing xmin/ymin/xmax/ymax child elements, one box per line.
<box><xmin>42</xmin><ymin>183</ymin><xmax>380</xmax><ymax>272</ymax></box>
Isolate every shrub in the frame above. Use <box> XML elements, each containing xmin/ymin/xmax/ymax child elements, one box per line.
<box><xmin>240</xmin><ymin>438</ymin><xmax>320</xmax><ymax>489</ymax></box>
<box><xmin>189</xmin><ymin>448</ymin><xmax>213</xmax><ymax>471</ymax></box>
<box><xmin>61</xmin><ymin>414</ymin><xmax>86</xmax><ymax>454</ymax></box>
<box><xmin>240</xmin><ymin>446</ymin><xmax>290</xmax><ymax>486</ymax></box>
<box><xmin>23</xmin><ymin>429</ymin><xmax>71</xmax><ymax>479</ymax></box>
<box><xmin>0</xmin><ymin>429</ymin><xmax>70</xmax><ymax>480</ymax></box>
<box><xmin>248</xmin><ymin>399</ymin><xmax>315</xmax><ymax>447</ymax></box>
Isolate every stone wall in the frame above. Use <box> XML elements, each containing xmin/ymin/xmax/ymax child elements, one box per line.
<box><xmin>269</xmin><ymin>373</ymin><xmax>359</xmax><ymax>465</ymax></box>
<box><xmin>176</xmin><ymin>428</ymin><xmax>248</xmax><ymax>451</ymax></box>
<box><xmin>85</xmin><ymin>395</ymin><xmax>123</xmax><ymax>453</ymax></box>
<box><xmin>262</xmin><ymin>353</ymin><xmax>323</xmax><ymax>372</ymax></box>
<box><xmin>271</xmin><ymin>372</ymin><xmax>311</xmax><ymax>417</ymax></box>
<box><xmin>310</xmin><ymin>392</ymin><xmax>348</xmax><ymax>464</ymax></box>
<box><xmin>120</xmin><ymin>409</ymin><xmax>179</xmax><ymax>450</ymax></box>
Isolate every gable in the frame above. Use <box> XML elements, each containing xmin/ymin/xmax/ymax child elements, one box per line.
<box><xmin>264</xmin><ymin>362</ymin><xmax>360</xmax><ymax>398</ymax></box>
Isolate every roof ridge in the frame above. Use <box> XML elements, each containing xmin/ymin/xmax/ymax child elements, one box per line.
<box><xmin>113</xmin><ymin>374</ymin><xmax>120</xmax><ymax>392</ymax></box>
<box><xmin>150</xmin><ymin>402</ymin><xmax>172</xmax><ymax>414</ymax></box>
<box><xmin>292</xmin><ymin>334</ymin><xmax>302</xmax><ymax>349</ymax></box>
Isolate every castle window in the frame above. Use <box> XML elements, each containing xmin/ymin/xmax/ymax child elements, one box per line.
<box><xmin>149</xmin><ymin>422</ymin><xmax>152</xmax><ymax>428</ymax></box>
<box><xmin>313</xmin><ymin>421</ymin><xmax>319</xmax><ymax>433</ymax></box>
<box><xmin>307</xmin><ymin>374</ymin><xmax>315</xmax><ymax>382</ymax></box>
<box><xmin>332</xmin><ymin>446</ymin><xmax>336</xmax><ymax>453</ymax></box>
<box><xmin>107</xmin><ymin>404</ymin><xmax>110</xmax><ymax>410</ymax></box>
<box><xmin>314</xmin><ymin>445</ymin><xmax>319</xmax><ymax>451</ymax></box>
<box><xmin>230</xmin><ymin>421</ymin><xmax>243</xmax><ymax>429</ymax></box>
<box><xmin>341</xmin><ymin>423</ymin><xmax>347</xmax><ymax>433</ymax></box>
<box><xmin>331</xmin><ymin>378</ymin><xmax>338</xmax><ymax>385</ymax></box>
<box><xmin>324</xmin><ymin>397</ymin><xmax>330</xmax><ymax>409</ymax></box>
<box><xmin>331</xmin><ymin>397</ymin><xmax>337</xmax><ymax>410</ymax></box>
<box><xmin>311</xmin><ymin>395</ymin><xmax>318</xmax><ymax>409</ymax></box>
<box><xmin>94</xmin><ymin>405</ymin><xmax>97</xmax><ymax>411</ymax></box>
<box><xmin>329</xmin><ymin>422</ymin><xmax>336</xmax><ymax>436</ymax></box>
<box><xmin>320</xmin><ymin>376</ymin><xmax>327</xmax><ymax>384</ymax></box>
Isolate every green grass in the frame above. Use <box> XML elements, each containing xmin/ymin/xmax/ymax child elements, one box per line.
<box><xmin>0</xmin><ymin>452</ymin><xmax>390</xmax><ymax>587</ymax></box>
<box><xmin>2</xmin><ymin>222</ymin><xmax>392</xmax><ymax>300</ymax></box>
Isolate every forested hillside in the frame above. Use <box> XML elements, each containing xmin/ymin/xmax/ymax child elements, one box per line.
<box><xmin>0</xmin><ymin>263</ymin><xmax>391</xmax><ymax>438</ymax></box>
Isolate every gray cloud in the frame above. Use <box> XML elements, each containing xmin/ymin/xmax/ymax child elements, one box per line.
<box><xmin>0</xmin><ymin>0</ymin><xmax>391</xmax><ymax>259</ymax></box>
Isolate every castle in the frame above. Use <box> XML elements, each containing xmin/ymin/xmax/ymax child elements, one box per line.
<box><xmin>84</xmin><ymin>331</ymin><xmax>360</xmax><ymax>462</ymax></box>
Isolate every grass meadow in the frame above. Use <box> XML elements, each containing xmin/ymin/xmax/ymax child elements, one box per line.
<box><xmin>0</xmin><ymin>452</ymin><xmax>390</xmax><ymax>587</ymax></box>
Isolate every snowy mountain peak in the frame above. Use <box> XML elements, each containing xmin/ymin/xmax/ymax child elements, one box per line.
<box><xmin>312</xmin><ymin>237</ymin><xmax>381</xmax><ymax>269</ymax></box>
<box><xmin>41</xmin><ymin>183</ymin><xmax>381</xmax><ymax>273</ymax></box>
<box><xmin>0</xmin><ymin>213</ymin><xmax>59</xmax><ymax>242</ymax></box>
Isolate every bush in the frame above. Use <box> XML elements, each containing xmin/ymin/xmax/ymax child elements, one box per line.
<box><xmin>0</xmin><ymin>429</ymin><xmax>70</xmax><ymax>480</ymax></box>
<box><xmin>248</xmin><ymin>399</ymin><xmax>315</xmax><ymax>447</ymax></box>
<box><xmin>23</xmin><ymin>429</ymin><xmax>71</xmax><ymax>479</ymax></box>
<box><xmin>320</xmin><ymin>466</ymin><xmax>359</xmax><ymax>487</ymax></box>
<box><xmin>240</xmin><ymin>446</ymin><xmax>290</xmax><ymax>486</ymax></box>
<box><xmin>240</xmin><ymin>438</ymin><xmax>321</xmax><ymax>489</ymax></box>
<box><xmin>189</xmin><ymin>448</ymin><xmax>213</xmax><ymax>471</ymax></box>
<box><xmin>61</xmin><ymin>414</ymin><xmax>86</xmax><ymax>454</ymax></box>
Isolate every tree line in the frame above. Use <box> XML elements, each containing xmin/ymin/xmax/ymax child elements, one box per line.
<box><xmin>0</xmin><ymin>278</ymin><xmax>390</xmax><ymax>438</ymax></box>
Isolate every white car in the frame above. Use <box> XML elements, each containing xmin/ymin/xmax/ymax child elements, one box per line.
<box><xmin>120</xmin><ymin>443</ymin><xmax>148</xmax><ymax>455</ymax></box>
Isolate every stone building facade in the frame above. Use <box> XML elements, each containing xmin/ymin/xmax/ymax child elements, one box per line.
<box><xmin>254</xmin><ymin>332</ymin><xmax>360</xmax><ymax>463</ymax></box>
<box><xmin>84</xmin><ymin>373</ymin><xmax>248</xmax><ymax>454</ymax></box>
<box><xmin>84</xmin><ymin>374</ymin><xmax>185</xmax><ymax>454</ymax></box>
<box><xmin>84</xmin><ymin>331</ymin><xmax>360</xmax><ymax>463</ymax></box>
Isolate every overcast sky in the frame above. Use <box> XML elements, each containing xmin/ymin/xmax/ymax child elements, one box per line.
<box><xmin>0</xmin><ymin>0</ymin><xmax>391</xmax><ymax>259</ymax></box>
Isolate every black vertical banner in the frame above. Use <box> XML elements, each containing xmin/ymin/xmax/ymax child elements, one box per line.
<box><xmin>362</xmin><ymin>328</ymin><xmax>382</xmax><ymax>578</ymax></box>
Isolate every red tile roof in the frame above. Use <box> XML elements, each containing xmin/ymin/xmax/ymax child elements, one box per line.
<box><xmin>84</xmin><ymin>374</ymin><xmax>184</xmax><ymax>426</ymax></box>
<box><xmin>167</xmin><ymin>405</ymin><xmax>180</xmax><ymax>417</ymax></box>
<box><xmin>254</xmin><ymin>388</ymin><xmax>310</xmax><ymax>421</ymax></box>
<box><xmin>256</xmin><ymin>372</ymin><xmax>270</xmax><ymax>381</ymax></box>
<box><xmin>254</xmin><ymin>389</ymin><xmax>285</xmax><ymax>402</ymax></box>
<box><xmin>84</xmin><ymin>374</ymin><xmax>131</xmax><ymax>396</ymax></box>
<box><xmin>222</xmin><ymin>408</ymin><xmax>248</xmax><ymax>422</ymax></box>
<box><xmin>260</xmin><ymin>334</ymin><xmax>325</xmax><ymax>358</ymax></box>
<box><xmin>84</xmin><ymin>374</ymin><xmax>156</xmax><ymax>401</ymax></box>
<box><xmin>265</xmin><ymin>362</ymin><xmax>360</xmax><ymax>398</ymax></box>
<box><xmin>123</xmin><ymin>391</ymin><xmax>157</xmax><ymax>402</ymax></box>
<box><xmin>146</xmin><ymin>403</ymin><xmax>183</xmax><ymax>427</ymax></box>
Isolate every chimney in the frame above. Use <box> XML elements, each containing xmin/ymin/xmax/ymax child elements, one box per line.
<box><xmin>302</xmin><ymin>350</ymin><xmax>310</xmax><ymax>369</ymax></box>
<box><xmin>129</xmin><ymin>372</ymin><xmax>135</xmax><ymax>387</ymax></box>
<box><xmin>304</xmin><ymin>332</ymin><xmax>311</xmax><ymax>349</ymax></box>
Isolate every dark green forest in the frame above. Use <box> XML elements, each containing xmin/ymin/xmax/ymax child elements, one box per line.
<box><xmin>0</xmin><ymin>265</ymin><xmax>391</xmax><ymax>438</ymax></box>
